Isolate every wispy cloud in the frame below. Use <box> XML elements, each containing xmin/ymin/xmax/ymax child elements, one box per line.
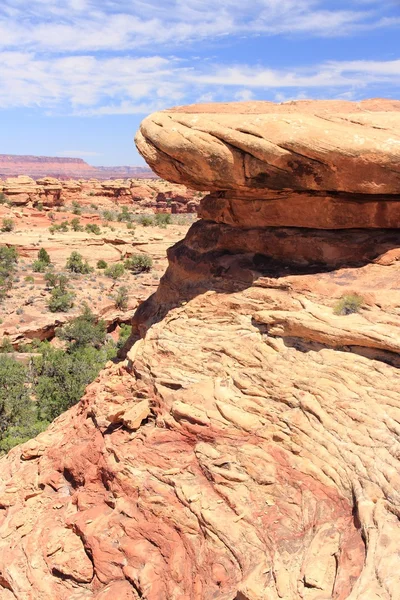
<box><xmin>0</xmin><ymin>53</ymin><xmax>399</xmax><ymax>114</ymax></box>
<box><xmin>0</xmin><ymin>0</ymin><xmax>398</xmax><ymax>53</ymax></box>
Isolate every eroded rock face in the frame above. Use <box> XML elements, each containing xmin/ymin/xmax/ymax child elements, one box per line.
<box><xmin>1</xmin><ymin>100</ymin><xmax>400</xmax><ymax>599</ymax></box>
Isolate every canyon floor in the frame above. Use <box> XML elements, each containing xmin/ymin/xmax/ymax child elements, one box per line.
<box><xmin>0</xmin><ymin>185</ymin><xmax>196</xmax><ymax>347</ymax></box>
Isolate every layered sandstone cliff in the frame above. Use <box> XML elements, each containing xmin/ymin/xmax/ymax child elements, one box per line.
<box><xmin>0</xmin><ymin>155</ymin><xmax>154</xmax><ymax>180</ymax></box>
<box><xmin>1</xmin><ymin>100</ymin><xmax>400</xmax><ymax>600</ymax></box>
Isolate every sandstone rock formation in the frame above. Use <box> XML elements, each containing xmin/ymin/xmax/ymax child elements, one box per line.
<box><xmin>0</xmin><ymin>176</ymin><xmax>202</xmax><ymax>212</ymax></box>
<box><xmin>1</xmin><ymin>100</ymin><xmax>400</xmax><ymax>600</ymax></box>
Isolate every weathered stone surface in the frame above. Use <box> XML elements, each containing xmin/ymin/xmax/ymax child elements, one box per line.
<box><xmin>200</xmin><ymin>190</ymin><xmax>400</xmax><ymax>229</ymax></box>
<box><xmin>136</xmin><ymin>99</ymin><xmax>400</xmax><ymax>194</ymax></box>
<box><xmin>1</xmin><ymin>100</ymin><xmax>400</xmax><ymax>599</ymax></box>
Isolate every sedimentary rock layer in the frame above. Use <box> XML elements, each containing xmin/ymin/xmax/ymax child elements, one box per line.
<box><xmin>1</xmin><ymin>100</ymin><xmax>400</xmax><ymax>600</ymax></box>
<box><xmin>136</xmin><ymin>99</ymin><xmax>400</xmax><ymax>194</ymax></box>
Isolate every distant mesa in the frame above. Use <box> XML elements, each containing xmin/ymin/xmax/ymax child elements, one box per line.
<box><xmin>0</xmin><ymin>154</ymin><xmax>156</xmax><ymax>180</ymax></box>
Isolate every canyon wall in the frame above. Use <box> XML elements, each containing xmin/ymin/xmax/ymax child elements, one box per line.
<box><xmin>0</xmin><ymin>100</ymin><xmax>400</xmax><ymax>600</ymax></box>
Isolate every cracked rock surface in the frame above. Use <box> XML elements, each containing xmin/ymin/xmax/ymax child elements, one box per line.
<box><xmin>1</xmin><ymin>100</ymin><xmax>400</xmax><ymax>599</ymax></box>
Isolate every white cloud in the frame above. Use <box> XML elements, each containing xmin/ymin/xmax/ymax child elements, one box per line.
<box><xmin>0</xmin><ymin>53</ymin><xmax>399</xmax><ymax>114</ymax></box>
<box><xmin>0</xmin><ymin>0</ymin><xmax>398</xmax><ymax>52</ymax></box>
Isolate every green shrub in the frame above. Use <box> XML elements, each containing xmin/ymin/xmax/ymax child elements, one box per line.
<box><xmin>104</xmin><ymin>263</ymin><xmax>125</xmax><ymax>279</ymax></box>
<box><xmin>66</xmin><ymin>251</ymin><xmax>93</xmax><ymax>274</ymax></box>
<box><xmin>114</xmin><ymin>286</ymin><xmax>129</xmax><ymax>310</ymax></box>
<box><xmin>33</xmin><ymin>343</ymin><xmax>115</xmax><ymax>422</ymax></box>
<box><xmin>0</xmin><ymin>355</ymin><xmax>47</xmax><ymax>454</ymax></box>
<box><xmin>155</xmin><ymin>213</ymin><xmax>172</xmax><ymax>227</ymax></box>
<box><xmin>333</xmin><ymin>294</ymin><xmax>364</xmax><ymax>316</ymax></box>
<box><xmin>72</xmin><ymin>200</ymin><xmax>82</xmax><ymax>215</ymax></box>
<box><xmin>117</xmin><ymin>206</ymin><xmax>133</xmax><ymax>223</ymax></box>
<box><xmin>70</xmin><ymin>217</ymin><xmax>83</xmax><ymax>232</ymax></box>
<box><xmin>116</xmin><ymin>323</ymin><xmax>131</xmax><ymax>349</ymax></box>
<box><xmin>38</xmin><ymin>248</ymin><xmax>51</xmax><ymax>264</ymax></box>
<box><xmin>24</xmin><ymin>275</ymin><xmax>34</xmax><ymax>283</ymax></box>
<box><xmin>138</xmin><ymin>215</ymin><xmax>154</xmax><ymax>227</ymax></box>
<box><xmin>102</xmin><ymin>210</ymin><xmax>115</xmax><ymax>221</ymax></box>
<box><xmin>0</xmin><ymin>246</ymin><xmax>18</xmax><ymax>301</ymax></box>
<box><xmin>0</xmin><ymin>192</ymin><xmax>9</xmax><ymax>205</ymax></box>
<box><xmin>97</xmin><ymin>259</ymin><xmax>108</xmax><ymax>269</ymax></box>
<box><xmin>2</xmin><ymin>218</ymin><xmax>14</xmax><ymax>232</ymax></box>
<box><xmin>32</xmin><ymin>260</ymin><xmax>48</xmax><ymax>273</ymax></box>
<box><xmin>124</xmin><ymin>254</ymin><xmax>152</xmax><ymax>274</ymax></box>
<box><xmin>90</xmin><ymin>202</ymin><xmax>97</xmax><ymax>209</ymax></box>
<box><xmin>37</xmin><ymin>202</ymin><xmax>44</xmax><ymax>211</ymax></box>
<box><xmin>44</xmin><ymin>272</ymin><xmax>59</xmax><ymax>288</ymax></box>
<box><xmin>85</xmin><ymin>223</ymin><xmax>101</xmax><ymax>235</ymax></box>
<box><xmin>57</xmin><ymin>305</ymin><xmax>106</xmax><ymax>349</ymax></box>
<box><xmin>48</xmin><ymin>287</ymin><xmax>75</xmax><ymax>312</ymax></box>
<box><xmin>0</xmin><ymin>337</ymin><xmax>14</xmax><ymax>353</ymax></box>
<box><xmin>126</xmin><ymin>222</ymin><xmax>135</xmax><ymax>230</ymax></box>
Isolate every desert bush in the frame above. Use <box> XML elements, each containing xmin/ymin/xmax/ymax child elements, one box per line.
<box><xmin>72</xmin><ymin>200</ymin><xmax>82</xmax><ymax>215</ymax></box>
<box><xmin>155</xmin><ymin>213</ymin><xmax>172</xmax><ymax>227</ymax></box>
<box><xmin>124</xmin><ymin>254</ymin><xmax>152</xmax><ymax>274</ymax></box>
<box><xmin>0</xmin><ymin>355</ymin><xmax>47</xmax><ymax>454</ymax></box>
<box><xmin>333</xmin><ymin>294</ymin><xmax>364</xmax><ymax>316</ymax></box>
<box><xmin>57</xmin><ymin>305</ymin><xmax>106</xmax><ymax>349</ymax></box>
<box><xmin>32</xmin><ymin>260</ymin><xmax>47</xmax><ymax>273</ymax></box>
<box><xmin>37</xmin><ymin>202</ymin><xmax>44</xmax><ymax>211</ymax></box>
<box><xmin>0</xmin><ymin>246</ymin><xmax>18</xmax><ymax>301</ymax></box>
<box><xmin>85</xmin><ymin>223</ymin><xmax>101</xmax><ymax>235</ymax></box>
<box><xmin>0</xmin><ymin>192</ymin><xmax>9</xmax><ymax>205</ymax></box>
<box><xmin>2</xmin><ymin>218</ymin><xmax>14</xmax><ymax>232</ymax></box>
<box><xmin>102</xmin><ymin>210</ymin><xmax>115</xmax><ymax>221</ymax></box>
<box><xmin>116</xmin><ymin>323</ymin><xmax>131</xmax><ymax>349</ymax></box>
<box><xmin>114</xmin><ymin>286</ymin><xmax>129</xmax><ymax>310</ymax></box>
<box><xmin>126</xmin><ymin>222</ymin><xmax>135</xmax><ymax>230</ymax></box>
<box><xmin>104</xmin><ymin>263</ymin><xmax>125</xmax><ymax>280</ymax></box>
<box><xmin>44</xmin><ymin>272</ymin><xmax>59</xmax><ymax>288</ymax></box>
<box><xmin>0</xmin><ymin>337</ymin><xmax>14</xmax><ymax>353</ymax></box>
<box><xmin>70</xmin><ymin>217</ymin><xmax>83</xmax><ymax>232</ymax></box>
<box><xmin>117</xmin><ymin>206</ymin><xmax>133</xmax><ymax>223</ymax></box>
<box><xmin>38</xmin><ymin>248</ymin><xmax>51</xmax><ymax>265</ymax></box>
<box><xmin>138</xmin><ymin>215</ymin><xmax>154</xmax><ymax>227</ymax></box>
<box><xmin>66</xmin><ymin>251</ymin><xmax>93</xmax><ymax>274</ymax></box>
<box><xmin>48</xmin><ymin>287</ymin><xmax>75</xmax><ymax>312</ymax></box>
<box><xmin>24</xmin><ymin>275</ymin><xmax>34</xmax><ymax>283</ymax></box>
<box><xmin>97</xmin><ymin>259</ymin><xmax>108</xmax><ymax>269</ymax></box>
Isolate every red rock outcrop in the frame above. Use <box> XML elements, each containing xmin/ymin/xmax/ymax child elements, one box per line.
<box><xmin>1</xmin><ymin>100</ymin><xmax>400</xmax><ymax>600</ymax></box>
<box><xmin>0</xmin><ymin>176</ymin><xmax>202</xmax><ymax>211</ymax></box>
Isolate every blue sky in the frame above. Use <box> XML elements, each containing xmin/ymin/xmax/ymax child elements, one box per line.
<box><xmin>0</xmin><ymin>0</ymin><xmax>399</xmax><ymax>165</ymax></box>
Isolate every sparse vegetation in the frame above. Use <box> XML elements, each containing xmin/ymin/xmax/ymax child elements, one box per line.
<box><xmin>0</xmin><ymin>192</ymin><xmax>9</xmax><ymax>205</ymax></box>
<box><xmin>0</xmin><ymin>246</ymin><xmax>18</xmax><ymax>302</ymax></box>
<box><xmin>66</xmin><ymin>251</ymin><xmax>93</xmax><ymax>274</ymax></box>
<box><xmin>114</xmin><ymin>286</ymin><xmax>129</xmax><ymax>309</ymax></box>
<box><xmin>333</xmin><ymin>294</ymin><xmax>364</xmax><ymax>316</ymax></box>
<box><xmin>2</xmin><ymin>218</ymin><xmax>15</xmax><ymax>232</ymax></box>
<box><xmin>138</xmin><ymin>215</ymin><xmax>154</xmax><ymax>227</ymax></box>
<box><xmin>85</xmin><ymin>223</ymin><xmax>101</xmax><ymax>235</ymax></box>
<box><xmin>72</xmin><ymin>200</ymin><xmax>82</xmax><ymax>215</ymax></box>
<box><xmin>104</xmin><ymin>263</ymin><xmax>125</xmax><ymax>279</ymax></box>
<box><xmin>47</xmin><ymin>287</ymin><xmax>75</xmax><ymax>312</ymax></box>
<box><xmin>70</xmin><ymin>217</ymin><xmax>83</xmax><ymax>232</ymax></box>
<box><xmin>57</xmin><ymin>305</ymin><xmax>106</xmax><ymax>349</ymax></box>
<box><xmin>155</xmin><ymin>213</ymin><xmax>172</xmax><ymax>227</ymax></box>
<box><xmin>124</xmin><ymin>254</ymin><xmax>152</xmax><ymax>274</ymax></box>
<box><xmin>97</xmin><ymin>259</ymin><xmax>108</xmax><ymax>269</ymax></box>
<box><xmin>102</xmin><ymin>210</ymin><xmax>115</xmax><ymax>221</ymax></box>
